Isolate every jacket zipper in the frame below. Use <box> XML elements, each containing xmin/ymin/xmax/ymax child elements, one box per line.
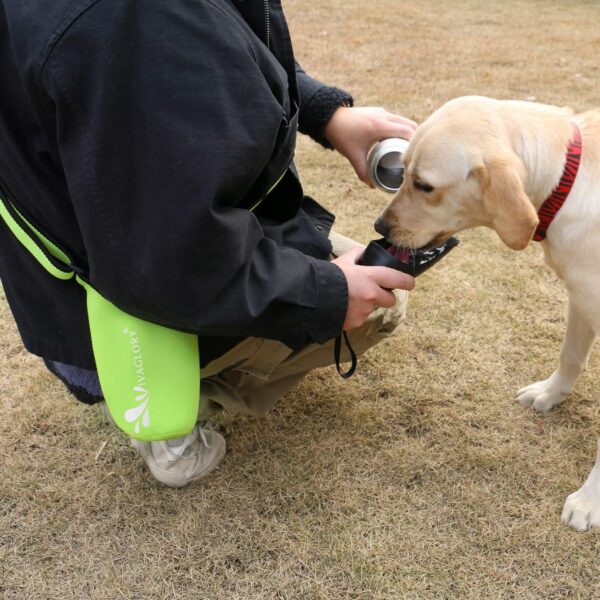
<box><xmin>263</xmin><ymin>0</ymin><xmax>270</xmax><ymax>48</ymax></box>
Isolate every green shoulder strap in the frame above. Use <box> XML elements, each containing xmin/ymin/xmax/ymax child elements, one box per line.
<box><xmin>0</xmin><ymin>195</ymin><xmax>200</xmax><ymax>441</ymax></box>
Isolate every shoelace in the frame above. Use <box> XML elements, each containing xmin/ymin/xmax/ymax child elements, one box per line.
<box><xmin>165</xmin><ymin>422</ymin><xmax>211</xmax><ymax>454</ymax></box>
<box><xmin>197</xmin><ymin>427</ymin><xmax>209</xmax><ymax>448</ymax></box>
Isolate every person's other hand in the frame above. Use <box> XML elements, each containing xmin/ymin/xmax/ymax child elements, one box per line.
<box><xmin>332</xmin><ymin>246</ymin><xmax>414</xmax><ymax>331</ymax></box>
<box><xmin>324</xmin><ymin>106</ymin><xmax>418</xmax><ymax>187</ymax></box>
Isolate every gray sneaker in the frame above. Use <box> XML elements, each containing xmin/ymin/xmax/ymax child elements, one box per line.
<box><xmin>130</xmin><ymin>423</ymin><xmax>226</xmax><ymax>488</ymax></box>
<box><xmin>98</xmin><ymin>400</ymin><xmax>115</xmax><ymax>425</ymax></box>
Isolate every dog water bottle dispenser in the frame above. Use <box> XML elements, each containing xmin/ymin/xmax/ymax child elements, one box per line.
<box><xmin>367</xmin><ymin>138</ymin><xmax>410</xmax><ymax>193</ymax></box>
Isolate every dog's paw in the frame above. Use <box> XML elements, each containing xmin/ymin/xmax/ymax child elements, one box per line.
<box><xmin>561</xmin><ymin>442</ymin><xmax>600</xmax><ymax>532</ymax></box>
<box><xmin>561</xmin><ymin>485</ymin><xmax>600</xmax><ymax>532</ymax></box>
<box><xmin>516</xmin><ymin>377</ymin><xmax>569</xmax><ymax>412</ymax></box>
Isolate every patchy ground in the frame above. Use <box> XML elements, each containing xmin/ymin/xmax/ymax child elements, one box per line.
<box><xmin>2</xmin><ymin>1</ymin><xmax>600</xmax><ymax>598</ymax></box>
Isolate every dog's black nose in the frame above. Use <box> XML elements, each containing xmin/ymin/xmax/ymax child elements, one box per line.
<box><xmin>374</xmin><ymin>216</ymin><xmax>390</xmax><ymax>238</ymax></box>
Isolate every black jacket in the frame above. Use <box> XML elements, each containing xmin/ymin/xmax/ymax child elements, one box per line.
<box><xmin>0</xmin><ymin>0</ymin><xmax>351</xmax><ymax>368</ymax></box>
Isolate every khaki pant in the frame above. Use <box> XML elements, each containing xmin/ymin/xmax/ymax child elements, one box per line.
<box><xmin>198</xmin><ymin>231</ymin><xmax>409</xmax><ymax>419</ymax></box>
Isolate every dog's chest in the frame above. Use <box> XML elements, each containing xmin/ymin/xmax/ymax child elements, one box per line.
<box><xmin>541</xmin><ymin>244</ymin><xmax>566</xmax><ymax>280</ymax></box>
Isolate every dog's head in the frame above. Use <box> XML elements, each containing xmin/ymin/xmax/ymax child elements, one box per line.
<box><xmin>375</xmin><ymin>96</ymin><xmax>540</xmax><ymax>251</ymax></box>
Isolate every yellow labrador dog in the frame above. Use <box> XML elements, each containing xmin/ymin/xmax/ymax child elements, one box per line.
<box><xmin>375</xmin><ymin>96</ymin><xmax>600</xmax><ymax>531</ymax></box>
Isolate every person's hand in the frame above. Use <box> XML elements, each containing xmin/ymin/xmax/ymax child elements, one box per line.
<box><xmin>324</xmin><ymin>106</ymin><xmax>418</xmax><ymax>187</ymax></box>
<box><xmin>332</xmin><ymin>246</ymin><xmax>415</xmax><ymax>331</ymax></box>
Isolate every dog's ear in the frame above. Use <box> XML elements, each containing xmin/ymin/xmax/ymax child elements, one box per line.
<box><xmin>472</xmin><ymin>154</ymin><xmax>539</xmax><ymax>250</ymax></box>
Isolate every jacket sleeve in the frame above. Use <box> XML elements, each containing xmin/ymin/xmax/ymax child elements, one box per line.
<box><xmin>295</xmin><ymin>63</ymin><xmax>354</xmax><ymax>148</ymax></box>
<box><xmin>41</xmin><ymin>1</ymin><xmax>347</xmax><ymax>350</ymax></box>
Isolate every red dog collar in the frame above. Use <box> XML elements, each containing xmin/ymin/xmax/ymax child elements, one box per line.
<box><xmin>533</xmin><ymin>123</ymin><xmax>583</xmax><ymax>242</ymax></box>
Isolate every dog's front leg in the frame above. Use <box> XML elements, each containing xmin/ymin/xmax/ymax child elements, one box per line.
<box><xmin>562</xmin><ymin>439</ymin><xmax>600</xmax><ymax>531</ymax></box>
<box><xmin>516</xmin><ymin>300</ymin><xmax>595</xmax><ymax>412</ymax></box>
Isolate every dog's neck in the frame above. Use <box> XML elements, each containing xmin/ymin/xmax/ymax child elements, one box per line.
<box><xmin>501</xmin><ymin>104</ymin><xmax>575</xmax><ymax>211</ymax></box>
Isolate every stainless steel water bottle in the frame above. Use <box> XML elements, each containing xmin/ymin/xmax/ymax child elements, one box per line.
<box><xmin>367</xmin><ymin>138</ymin><xmax>410</xmax><ymax>193</ymax></box>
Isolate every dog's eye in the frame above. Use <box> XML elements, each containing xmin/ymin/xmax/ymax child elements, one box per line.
<box><xmin>414</xmin><ymin>180</ymin><xmax>434</xmax><ymax>193</ymax></box>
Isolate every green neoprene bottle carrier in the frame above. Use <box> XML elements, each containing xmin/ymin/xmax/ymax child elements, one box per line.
<box><xmin>0</xmin><ymin>195</ymin><xmax>200</xmax><ymax>441</ymax></box>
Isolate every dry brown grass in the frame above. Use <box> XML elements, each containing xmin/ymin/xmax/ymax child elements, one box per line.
<box><xmin>2</xmin><ymin>1</ymin><xmax>600</xmax><ymax>598</ymax></box>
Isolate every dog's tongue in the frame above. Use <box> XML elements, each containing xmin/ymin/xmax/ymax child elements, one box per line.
<box><xmin>386</xmin><ymin>245</ymin><xmax>412</xmax><ymax>263</ymax></box>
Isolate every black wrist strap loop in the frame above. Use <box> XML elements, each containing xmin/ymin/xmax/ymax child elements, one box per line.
<box><xmin>334</xmin><ymin>331</ymin><xmax>358</xmax><ymax>379</ymax></box>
